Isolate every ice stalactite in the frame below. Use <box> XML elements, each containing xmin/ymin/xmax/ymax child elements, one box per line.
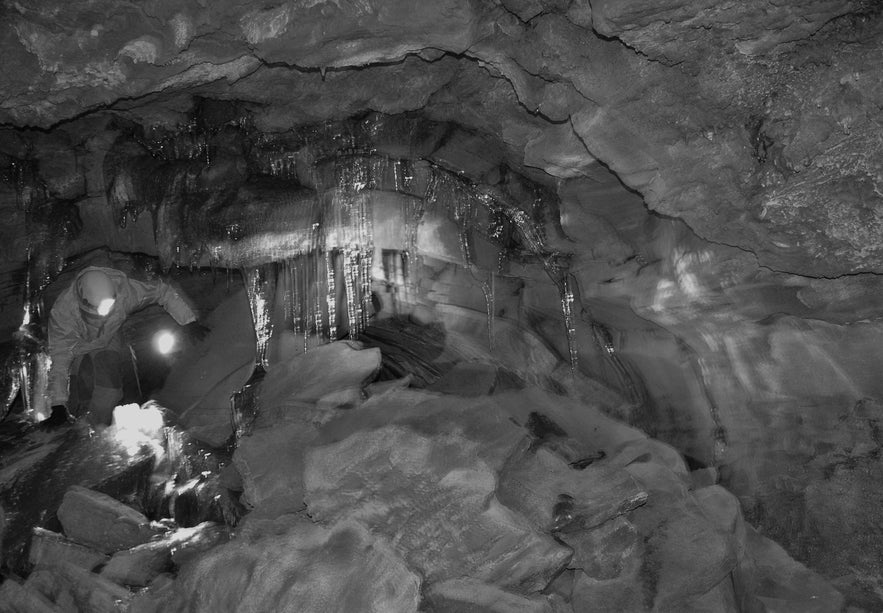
<box><xmin>342</xmin><ymin>248</ymin><xmax>360</xmax><ymax>337</ymax></box>
<box><xmin>0</xmin><ymin>156</ymin><xmax>69</xmax><ymax>422</ymax></box>
<box><xmin>542</xmin><ymin>255</ymin><xmax>579</xmax><ymax>375</ymax></box>
<box><xmin>324</xmin><ymin>250</ymin><xmax>337</xmax><ymax>341</ymax></box>
<box><xmin>559</xmin><ymin>274</ymin><xmax>578</xmax><ymax>374</ymax></box>
<box><xmin>0</xmin><ymin>302</ymin><xmax>39</xmax><ymax>423</ymax></box>
<box><xmin>108</xmin><ymin>114</ymin><xmax>587</xmax><ymax>375</ymax></box>
<box><xmin>243</xmin><ymin>264</ymin><xmax>277</xmax><ymax>370</ymax></box>
<box><xmin>16</xmin><ymin>260</ymin><xmax>51</xmax><ymax>422</ymax></box>
<box><xmin>401</xmin><ymin>160</ymin><xmax>423</xmax><ymax>306</ymax></box>
<box><xmin>231</xmin><ymin>264</ymin><xmax>277</xmax><ymax>439</ymax></box>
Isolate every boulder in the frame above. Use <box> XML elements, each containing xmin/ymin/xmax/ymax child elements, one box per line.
<box><xmin>163</xmin><ymin>518</ymin><xmax>420</xmax><ymax>612</ymax></box>
<box><xmin>28</xmin><ymin>528</ymin><xmax>108</xmax><ymax>572</ymax></box>
<box><xmin>23</xmin><ymin>561</ymin><xmax>132</xmax><ymax>613</ymax></box>
<box><xmin>628</xmin><ymin>498</ymin><xmax>738</xmax><ymax>612</ymax></box>
<box><xmin>559</xmin><ymin>516</ymin><xmax>643</xmax><ymax>581</ymax></box>
<box><xmin>99</xmin><ymin>540</ymin><xmax>171</xmax><ymax>588</ymax></box>
<box><xmin>693</xmin><ymin>485</ymin><xmax>743</xmax><ymax>537</ymax></box>
<box><xmin>497</xmin><ymin>443</ymin><xmax>648</xmax><ymax>532</ymax></box>
<box><xmin>22</xmin><ymin>568</ymin><xmax>78</xmax><ymax>611</ymax></box>
<box><xmin>305</xmin><ymin>424</ymin><xmax>571</xmax><ymax>592</ymax></box>
<box><xmin>56</xmin><ymin>486</ymin><xmax>159</xmax><ymax>554</ymax></box>
<box><xmin>314</xmin><ymin>388</ymin><xmax>528</xmax><ymax>473</ymax></box>
<box><xmin>424</xmin><ymin>578</ymin><xmax>556</xmax><ymax>612</ymax></box>
<box><xmin>258</xmin><ymin>338</ymin><xmax>380</xmax><ymax>408</ymax></box>
<box><xmin>233</xmin><ymin>415</ymin><xmax>320</xmax><ymax>515</ymax></box>
<box><xmin>100</xmin><ymin>522</ymin><xmax>227</xmax><ymax>587</ymax></box>
<box><xmin>0</xmin><ymin>578</ymin><xmax>62</xmax><ymax>613</ymax></box>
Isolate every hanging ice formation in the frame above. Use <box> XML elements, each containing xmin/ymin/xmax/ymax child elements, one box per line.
<box><xmin>231</xmin><ymin>264</ymin><xmax>277</xmax><ymax>439</ymax></box>
<box><xmin>0</xmin><ymin>156</ymin><xmax>75</xmax><ymax>422</ymax></box>
<box><xmin>106</xmin><ymin>114</ymin><xmax>581</xmax><ymax>372</ymax></box>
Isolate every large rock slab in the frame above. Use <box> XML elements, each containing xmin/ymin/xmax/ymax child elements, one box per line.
<box><xmin>153</xmin><ymin>288</ymin><xmax>255</xmax><ymax>447</ymax></box>
<box><xmin>305</xmin><ymin>424</ymin><xmax>571</xmax><ymax>592</ymax></box>
<box><xmin>232</xmin><ymin>415</ymin><xmax>320</xmax><ymax>514</ymax></box>
<box><xmin>259</xmin><ymin>338</ymin><xmax>380</xmax><ymax>408</ymax></box>
<box><xmin>315</xmin><ymin>388</ymin><xmax>529</xmax><ymax>473</ymax></box>
<box><xmin>99</xmin><ymin>521</ymin><xmax>227</xmax><ymax>587</ymax></box>
<box><xmin>628</xmin><ymin>497</ymin><xmax>738</xmax><ymax>612</ymax></box>
<box><xmin>0</xmin><ymin>578</ymin><xmax>61</xmax><ymax>613</ymax></box>
<box><xmin>164</xmin><ymin>518</ymin><xmax>420</xmax><ymax>613</ymax></box>
<box><xmin>99</xmin><ymin>541</ymin><xmax>171</xmax><ymax>588</ymax></box>
<box><xmin>28</xmin><ymin>527</ymin><xmax>108</xmax><ymax>572</ymax></box>
<box><xmin>56</xmin><ymin>486</ymin><xmax>159</xmax><ymax>554</ymax></box>
<box><xmin>23</xmin><ymin>561</ymin><xmax>132</xmax><ymax>613</ymax></box>
<box><xmin>497</xmin><ymin>443</ymin><xmax>648</xmax><ymax>532</ymax></box>
<box><xmin>561</xmin><ymin>516</ymin><xmax>644</xmax><ymax>581</ymax></box>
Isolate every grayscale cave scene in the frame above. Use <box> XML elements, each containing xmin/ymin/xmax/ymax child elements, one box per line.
<box><xmin>0</xmin><ymin>1</ymin><xmax>882</xmax><ymax>612</ymax></box>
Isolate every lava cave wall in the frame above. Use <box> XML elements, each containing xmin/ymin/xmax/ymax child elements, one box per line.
<box><xmin>2</xmin><ymin>0</ymin><xmax>883</xmax><ymax>598</ymax></box>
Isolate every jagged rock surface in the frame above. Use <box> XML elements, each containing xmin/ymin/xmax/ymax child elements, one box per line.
<box><xmin>56</xmin><ymin>486</ymin><xmax>160</xmax><ymax>554</ymax></box>
<box><xmin>1</xmin><ymin>0</ymin><xmax>882</xmax><ymax>609</ymax></box>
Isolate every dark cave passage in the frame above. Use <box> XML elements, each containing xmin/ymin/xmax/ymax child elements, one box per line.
<box><xmin>1</xmin><ymin>2</ymin><xmax>883</xmax><ymax>611</ymax></box>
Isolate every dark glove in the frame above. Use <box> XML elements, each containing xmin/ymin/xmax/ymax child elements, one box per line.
<box><xmin>184</xmin><ymin>321</ymin><xmax>210</xmax><ymax>344</ymax></box>
<box><xmin>40</xmin><ymin>405</ymin><xmax>72</xmax><ymax>429</ymax></box>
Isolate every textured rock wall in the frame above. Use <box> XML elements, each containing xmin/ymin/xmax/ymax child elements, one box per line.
<box><xmin>1</xmin><ymin>0</ymin><xmax>883</xmax><ymax>608</ymax></box>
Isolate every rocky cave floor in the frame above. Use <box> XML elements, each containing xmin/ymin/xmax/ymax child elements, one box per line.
<box><xmin>0</xmin><ymin>305</ymin><xmax>859</xmax><ymax>613</ymax></box>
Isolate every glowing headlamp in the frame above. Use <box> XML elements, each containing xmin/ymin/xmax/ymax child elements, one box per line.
<box><xmin>96</xmin><ymin>298</ymin><xmax>116</xmax><ymax>316</ymax></box>
<box><xmin>153</xmin><ymin>330</ymin><xmax>177</xmax><ymax>355</ymax></box>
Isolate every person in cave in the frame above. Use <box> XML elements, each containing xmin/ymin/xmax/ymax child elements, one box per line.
<box><xmin>43</xmin><ymin>266</ymin><xmax>209</xmax><ymax>428</ymax></box>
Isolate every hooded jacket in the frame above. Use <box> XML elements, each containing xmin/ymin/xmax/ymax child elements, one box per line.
<box><xmin>48</xmin><ymin>266</ymin><xmax>197</xmax><ymax>405</ymax></box>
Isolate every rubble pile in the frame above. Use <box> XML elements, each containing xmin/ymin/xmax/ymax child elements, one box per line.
<box><xmin>1</xmin><ymin>341</ymin><xmax>843</xmax><ymax>612</ymax></box>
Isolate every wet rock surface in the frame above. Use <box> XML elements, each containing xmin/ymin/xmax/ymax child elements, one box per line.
<box><xmin>0</xmin><ymin>339</ymin><xmax>855</xmax><ymax>612</ymax></box>
<box><xmin>57</xmin><ymin>486</ymin><xmax>161</xmax><ymax>554</ymax></box>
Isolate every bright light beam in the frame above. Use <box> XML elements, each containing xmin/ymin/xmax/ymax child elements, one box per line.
<box><xmin>154</xmin><ymin>330</ymin><xmax>177</xmax><ymax>355</ymax></box>
<box><xmin>96</xmin><ymin>298</ymin><xmax>115</xmax><ymax>316</ymax></box>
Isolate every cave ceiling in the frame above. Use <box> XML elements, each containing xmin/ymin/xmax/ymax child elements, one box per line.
<box><xmin>0</xmin><ymin>0</ymin><xmax>882</xmax><ymax>279</ymax></box>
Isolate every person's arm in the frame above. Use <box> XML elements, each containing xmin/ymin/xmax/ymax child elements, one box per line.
<box><xmin>127</xmin><ymin>277</ymin><xmax>198</xmax><ymax>325</ymax></box>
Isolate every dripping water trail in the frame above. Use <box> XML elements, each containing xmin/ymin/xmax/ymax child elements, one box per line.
<box><xmin>560</xmin><ymin>275</ymin><xmax>578</xmax><ymax>374</ymax></box>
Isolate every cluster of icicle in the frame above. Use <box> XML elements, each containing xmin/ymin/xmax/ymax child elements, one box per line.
<box><xmin>0</xmin><ymin>158</ymin><xmax>62</xmax><ymax>421</ymax></box>
<box><xmin>113</xmin><ymin>119</ymin><xmax>582</xmax><ymax>373</ymax></box>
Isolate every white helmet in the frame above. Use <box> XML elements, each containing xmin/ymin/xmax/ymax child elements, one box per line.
<box><xmin>78</xmin><ymin>270</ymin><xmax>117</xmax><ymax>316</ymax></box>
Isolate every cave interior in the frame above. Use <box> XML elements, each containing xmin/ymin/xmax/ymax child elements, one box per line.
<box><xmin>1</xmin><ymin>1</ymin><xmax>883</xmax><ymax>611</ymax></box>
